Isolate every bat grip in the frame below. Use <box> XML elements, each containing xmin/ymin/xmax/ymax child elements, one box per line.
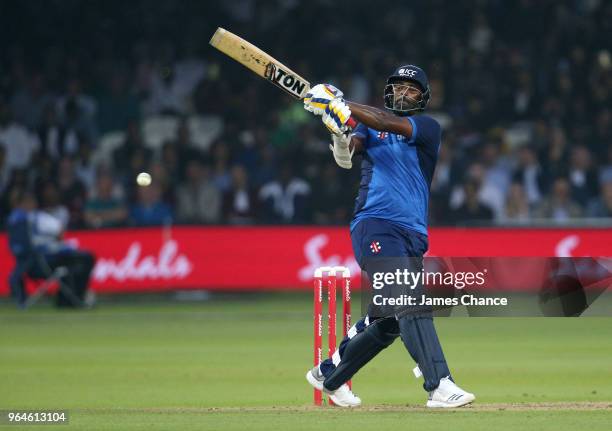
<box><xmin>347</xmin><ymin>117</ymin><xmax>358</xmax><ymax>129</ymax></box>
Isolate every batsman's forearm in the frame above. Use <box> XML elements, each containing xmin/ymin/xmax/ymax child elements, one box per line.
<box><xmin>346</xmin><ymin>102</ymin><xmax>412</xmax><ymax>136</ymax></box>
<box><xmin>346</xmin><ymin>102</ymin><xmax>392</xmax><ymax>129</ymax></box>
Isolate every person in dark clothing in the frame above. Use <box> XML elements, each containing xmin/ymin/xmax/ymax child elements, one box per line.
<box><xmin>451</xmin><ymin>180</ymin><xmax>494</xmax><ymax>224</ymax></box>
<box><xmin>7</xmin><ymin>190</ymin><xmax>95</xmax><ymax>308</ymax></box>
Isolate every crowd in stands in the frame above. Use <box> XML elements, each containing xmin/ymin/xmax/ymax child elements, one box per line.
<box><xmin>1</xmin><ymin>0</ymin><xmax>611</xmax><ymax>230</ymax></box>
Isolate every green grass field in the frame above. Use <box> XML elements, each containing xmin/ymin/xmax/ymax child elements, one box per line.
<box><xmin>1</xmin><ymin>294</ymin><xmax>611</xmax><ymax>430</ymax></box>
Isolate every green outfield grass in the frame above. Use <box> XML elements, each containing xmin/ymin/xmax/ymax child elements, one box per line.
<box><xmin>1</xmin><ymin>294</ymin><xmax>611</xmax><ymax>430</ymax></box>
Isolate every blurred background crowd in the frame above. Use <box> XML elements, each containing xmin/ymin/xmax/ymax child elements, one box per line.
<box><xmin>1</xmin><ymin>0</ymin><xmax>611</xmax><ymax>230</ymax></box>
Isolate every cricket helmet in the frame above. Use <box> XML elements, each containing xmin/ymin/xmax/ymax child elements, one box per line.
<box><xmin>384</xmin><ymin>65</ymin><xmax>431</xmax><ymax>115</ymax></box>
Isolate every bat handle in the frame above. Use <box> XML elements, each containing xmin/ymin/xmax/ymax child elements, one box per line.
<box><xmin>347</xmin><ymin>117</ymin><xmax>358</xmax><ymax>129</ymax></box>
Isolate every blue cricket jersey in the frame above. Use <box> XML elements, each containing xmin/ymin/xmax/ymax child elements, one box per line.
<box><xmin>350</xmin><ymin>114</ymin><xmax>441</xmax><ymax>236</ymax></box>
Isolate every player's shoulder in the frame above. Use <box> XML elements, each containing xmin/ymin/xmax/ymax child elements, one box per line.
<box><xmin>409</xmin><ymin>113</ymin><xmax>440</xmax><ymax>130</ymax></box>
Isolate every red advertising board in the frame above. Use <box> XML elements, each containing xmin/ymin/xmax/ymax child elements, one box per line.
<box><xmin>1</xmin><ymin>227</ymin><xmax>610</xmax><ymax>294</ymax></box>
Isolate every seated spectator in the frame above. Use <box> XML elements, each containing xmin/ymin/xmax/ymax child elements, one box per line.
<box><xmin>57</xmin><ymin>157</ymin><xmax>87</xmax><ymax>228</ymax></box>
<box><xmin>513</xmin><ymin>146</ymin><xmax>544</xmax><ymax>206</ymax></box>
<box><xmin>586</xmin><ymin>180</ymin><xmax>612</xmax><ymax>218</ymax></box>
<box><xmin>84</xmin><ymin>171</ymin><xmax>128</xmax><ymax>228</ymax></box>
<box><xmin>161</xmin><ymin>141</ymin><xmax>181</xmax><ymax>185</ymax></box>
<box><xmin>75</xmin><ymin>138</ymin><xmax>96</xmax><ymax>191</ymax></box>
<box><xmin>173</xmin><ymin>119</ymin><xmax>202</xmax><ymax>178</ymax></box>
<box><xmin>56</xmin><ymin>97</ymin><xmax>95</xmax><ymax>157</ymax></box>
<box><xmin>35</xmin><ymin>103</ymin><xmax>65</xmax><ymax>160</ymax></box>
<box><xmin>599</xmin><ymin>147</ymin><xmax>612</xmax><ymax>185</ymax></box>
<box><xmin>129</xmin><ymin>182</ymin><xmax>173</xmax><ymax>226</ymax></box>
<box><xmin>176</xmin><ymin>159</ymin><xmax>221</xmax><ymax>223</ymax></box>
<box><xmin>112</xmin><ymin>121</ymin><xmax>152</xmax><ymax>176</ymax></box>
<box><xmin>568</xmin><ymin>145</ymin><xmax>598</xmax><ymax>206</ymax></box>
<box><xmin>499</xmin><ymin>182</ymin><xmax>531</xmax><ymax>223</ymax></box>
<box><xmin>148</xmin><ymin>162</ymin><xmax>175</xmax><ymax>206</ymax></box>
<box><xmin>535</xmin><ymin>177</ymin><xmax>583</xmax><ymax>221</ymax></box>
<box><xmin>210</xmin><ymin>140</ymin><xmax>232</xmax><ymax>193</ymax></box>
<box><xmin>259</xmin><ymin>164</ymin><xmax>311</xmax><ymax>223</ymax></box>
<box><xmin>223</xmin><ymin>165</ymin><xmax>257</xmax><ymax>225</ymax></box>
<box><xmin>539</xmin><ymin>126</ymin><xmax>569</xmax><ymax>192</ymax></box>
<box><xmin>311</xmin><ymin>163</ymin><xmax>350</xmax><ymax>225</ymax></box>
<box><xmin>451</xmin><ymin>180</ymin><xmax>494</xmax><ymax>224</ymax></box>
<box><xmin>39</xmin><ymin>182</ymin><xmax>70</xmax><ymax>229</ymax></box>
<box><xmin>7</xmin><ymin>190</ymin><xmax>95</xmax><ymax>308</ymax></box>
<box><xmin>124</xmin><ymin>146</ymin><xmax>153</xmax><ymax>201</ymax></box>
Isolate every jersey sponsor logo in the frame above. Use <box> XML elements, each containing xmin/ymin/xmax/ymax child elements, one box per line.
<box><xmin>265</xmin><ymin>63</ymin><xmax>307</xmax><ymax>98</ymax></box>
<box><xmin>377</xmin><ymin>131</ymin><xmax>388</xmax><ymax>140</ymax></box>
<box><xmin>370</xmin><ymin>241</ymin><xmax>382</xmax><ymax>254</ymax></box>
<box><xmin>398</xmin><ymin>68</ymin><xmax>417</xmax><ymax>77</ymax></box>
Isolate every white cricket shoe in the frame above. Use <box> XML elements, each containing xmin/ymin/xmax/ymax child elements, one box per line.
<box><xmin>306</xmin><ymin>367</ymin><xmax>361</xmax><ymax>407</ymax></box>
<box><xmin>426</xmin><ymin>376</ymin><xmax>475</xmax><ymax>408</ymax></box>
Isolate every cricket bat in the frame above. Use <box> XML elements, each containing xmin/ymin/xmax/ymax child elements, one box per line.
<box><xmin>209</xmin><ymin>27</ymin><xmax>357</xmax><ymax>129</ymax></box>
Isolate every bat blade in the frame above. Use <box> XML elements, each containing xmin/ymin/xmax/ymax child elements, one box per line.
<box><xmin>209</xmin><ymin>27</ymin><xmax>311</xmax><ymax>99</ymax></box>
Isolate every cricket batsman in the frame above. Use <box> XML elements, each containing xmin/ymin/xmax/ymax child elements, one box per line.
<box><xmin>303</xmin><ymin>65</ymin><xmax>475</xmax><ymax>408</ymax></box>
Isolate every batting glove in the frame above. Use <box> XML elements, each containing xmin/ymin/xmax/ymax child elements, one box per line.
<box><xmin>322</xmin><ymin>98</ymin><xmax>352</xmax><ymax>135</ymax></box>
<box><xmin>304</xmin><ymin>83</ymin><xmax>343</xmax><ymax>116</ymax></box>
<box><xmin>329</xmin><ymin>132</ymin><xmax>354</xmax><ymax>169</ymax></box>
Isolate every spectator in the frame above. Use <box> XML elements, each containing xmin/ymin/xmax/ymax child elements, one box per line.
<box><xmin>540</xmin><ymin>127</ymin><xmax>569</xmax><ymax>192</ymax></box>
<box><xmin>75</xmin><ymin>138</ymin><xmax>96</xmax><ymax>191</ymax></box>
<box><xmin>223</xmin><ymin>165</ymin><xmax>257</xmax><ymax>224</ymax></box>
<box><xmin>173</xmin><ymin>119</ymin><xmax>202</xmax><ymax>175</ymax></box>
<box><xmin>148</xmin><ymin>162</ymin><xmax>175</xmax><ymax>206</ymax></box>
<box><xmin>35</xmin><ymin>103</ymin><xmax>65</xmax><ymax>160</ymax></box>
<box><xmin>568</xmin><ymin>145</ymin><xmax>599</xmax><ymax>206</ymax></box>
<box><xmin>10</xmin><ymin>73</ymin><xmax>54</xmax><ymax>129</ymax></box>
<box><xmin>56</xmin><ymin>78</ymin><xmax>98</xmax><ymax>139</ymax></box>
<box><xmin>0</xmin><ymin>99</ymin><xmax>39</xmax><ymax>171</ymax></box>
<box><xmin>478</xmin><ymin>139</ymin><xmax>512</xmax><ymax>216</ymax></box>
<box><xmin>311</xmin><ymin>163</ymin><xmax>350</xmax><ymax>225</ymax></box>
<box><xmin>259</xmin><ymin>164</ymin><xmax>311</xmax><ymax>223</ymax></box>
<box><xmin>129</xmin><ymin>183</ymin><xmax>173</xmax><ymax>226</ymax></box>
<box><xmin>499</xmin><ymin>182</ymin><xmax>531</xmax><ymax>223</ymax></box>
<box><xmin>586</xmin><ymin>181</ymin><xmax>612</xmax><ymax>218</ymax></box>
<box><xmin>39</xmin><ymin>182</ymin><xmax>70</xmax><ymax>229</ymax></box>
<box><xmin>112</xmin><ymin>121</ymin><xmax>152</xmax><ymax>176</ymax></box>
<box><xmin>160</xmin><ymin>141</ymin><xmax>181</xmax><ymax>184</ymax></box>
<box><xmin>176</xmin><ymin>159</ymin><xmax>221</xmax><ymax>223</ymax></box>
<box><xmin>513</xmin><ymin>146</ymin><xmax>544</xmax><ymax>206</ymax></box>
<box><xmin>600</xmin><ymin>147</ymin><xmax>612</xmax><ymax>185</ymax></box>
<box><xmin>535</xmin><ymin>177</ymin><xmax>583</xmax><ymax>221</ymax></box>
<box><xmin>210</xmin><ymin>140</ymin><xmax>232</xmax><ymax>192</ymax></box>
<box><xmin>7</xmin><ymin>190</ymin><xmax>95</xmax><ymax>308</ymax></box>
<box><xmin>84</xmin><ymin>171</ymin><xmax>128</xmax><ymax>228</ymax></box>
<box><xmin>451</xmin><ymin>180</ymin><xmax>494</xmax><ymax>224</ymax></box>
<box><xmin>56</xmin><ymin>157</ymin><xmax>87</xmax><ymax>228</ymax></box>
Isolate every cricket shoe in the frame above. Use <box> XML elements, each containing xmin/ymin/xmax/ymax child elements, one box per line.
<box><xmin>306</xmin><ymin>367</ymin><xmax>361</xmax><ymax>407</ymax></box>
<box><xmin>426</xmin><ymin>376</ymin><xmax>475</xmax><ymax>408</ymax></box>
